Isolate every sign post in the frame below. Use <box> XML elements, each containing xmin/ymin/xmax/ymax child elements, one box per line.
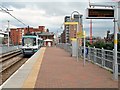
<box><xmin>77</xmin><ymin>30</ymin><xmax>86</xmax><ymax>66</ymax></box>
<box><xmin>77</xmin><ymin>31</ymin><xmax>84</xmax><ymax>38</ymax></box>
<box><xmin>83</xmin><ymin>31</ymin><xmax>86</xmax><ymax>66</ymax></box>
<box><xmin>64</xmin><ymin>22</ymin><xmax>78</xmax><ymax>25</ymax></box>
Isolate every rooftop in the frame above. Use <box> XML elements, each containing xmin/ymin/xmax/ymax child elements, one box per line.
<box><xmin>37</xmin><ymin>32</ymin><xmax>54</xmax><ymax>36</ymax></box>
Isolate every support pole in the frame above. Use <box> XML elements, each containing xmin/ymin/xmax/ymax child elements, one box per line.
<box><xmin>8</xmin><ymin>20</ymin><xmax>10</xmax><ymax>47</ymax></box>
<box><xmin>76</xmin><ymin>25</ymin><xmax>79</xmax><ymax>61</ymax></box>
<box><xmin>113</xmin><ymin>18</ymin><xmax>118</xmax><ymax>81</ymax></box>
<box><xmin>83</xmin><ymin>31</ymin><xmax>86</xmax><ymax>66</ymax></box>
<box><xmin>76</xmin><ymin>14</ymin><xmax>81</xmax><ymax>62</ymax></box>
<box><xmin>113</xmin><ymin>3</ymin><xmax>118</xmax><ymax>81</ymax></box>
<box><xmin>90</xmin><ymin>19</ymin><xmax>92</xmax><ymax>44</ymax></box>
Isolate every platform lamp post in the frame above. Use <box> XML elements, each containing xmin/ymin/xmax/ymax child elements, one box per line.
<box><xmin>60</xmin><ymin>23</ymin><xmax>65</xmax><ymax>43</ymax></box>
<box><xmin>7</xmin><ymin>20</ymin><xmax>10</xmax><ymax>47</ymax></box>
<box><xmin>54</xmin><ymin>29</ymin><xmax>59</xmax><ymax>45</ymax></box>
<box><xmin>70</xmin><ymin>11</ymin><xmax>81</xmax><ymax>61</ymax></box>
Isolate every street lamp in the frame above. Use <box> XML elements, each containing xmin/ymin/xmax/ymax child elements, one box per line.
<box><xmin>70</xmin><ymin>11</ymin><xmax>81</xmax><ymax>61</ymax></box>
<box><xmin>7</xmin><ymin>20</ymin><xmax>10</xmax><ymax>47</ymax></box>
<box><xmin>60</xmin><ymin>23</ymin><xmax>64</xmax><ymax>43</ymax></box>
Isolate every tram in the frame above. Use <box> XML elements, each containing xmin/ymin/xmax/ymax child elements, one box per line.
<box><xmin>21</xmin><ymin>33</ymin><xmax>43</xmax><ymax>55</ymax></box>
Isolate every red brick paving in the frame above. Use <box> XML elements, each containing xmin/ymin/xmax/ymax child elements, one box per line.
<box><xmin>35</xmin><ymin>47</ymin><xmax>118</xmax><ymax>88</ymax></box>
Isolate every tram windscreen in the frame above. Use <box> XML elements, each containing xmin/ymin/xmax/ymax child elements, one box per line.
<box><xmin>22</xmin><ymin>38</ymin><xmax>36</xmax><ymax>46</ymax></box>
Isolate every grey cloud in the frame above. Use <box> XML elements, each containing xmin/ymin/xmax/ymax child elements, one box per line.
<box><xmin>1</xmin><ymin>1</ymin><xmax>116</xmax><ymax>38</ymax></box>
<box><xmin>1</xmin><ymin>2</ymin><xmax>26</xmax><ymax>9</ymax></box>
<box><xmin>1</xmin><ymin>2</ymin><xmax>88</xmax><ymax>16</ymax></box>
<box><xmin>40</xmin><ymin>2</ymin><xmax>88</xmax><ymax>16</ymax></box>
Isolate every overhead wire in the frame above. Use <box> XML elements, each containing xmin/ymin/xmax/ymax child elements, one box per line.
<box><xmin>0</xmin><ymin>5</ymin><xmax>27</xmax><ymax>26</ymax></box>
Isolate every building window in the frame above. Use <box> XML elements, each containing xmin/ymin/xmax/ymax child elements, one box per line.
<box><xmin>74</xmin><ymin>25</ymin><xmax>76</xmax><ymax>31</ymax></box>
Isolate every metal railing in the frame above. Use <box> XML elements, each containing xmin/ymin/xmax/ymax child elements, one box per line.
<box><xmin>57</xmin><ymin>43</ymin><xmax>72</xmax><ymax>55</ymax></box>
<box><xmin>0</xmin><ymin>45</ymin><xmax>21</xmax><ymax>55</ymax></box>
<box><xmin>79</xmin><ymin>46</ymin><xmax>120</xmax><ymax>74</ymax></box>
<box><xmin>57</xmin><ymin>43</ymin><xmax>120</xmax><ymax>74</ymax></box>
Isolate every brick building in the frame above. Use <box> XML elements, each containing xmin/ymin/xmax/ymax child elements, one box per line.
<box><xmin>69</xmin><ymin>25</ymin><xmax>77</xmax><ymax>39</ymax></box>
<box><xmin>64</xmin><ymin>16</ymin><xmax>70</xmax><ymax>43</ymax></box>
<box><xmin>37</xmin><ymin>32</ymin><xmax>54</xmax><ymax>46</ymax></box>
<box><xmin>10</xmin><ymin>26</ymin><xmax>45</xmax><ymax>45</ymax></box>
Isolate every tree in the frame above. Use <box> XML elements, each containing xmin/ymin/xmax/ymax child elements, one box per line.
<box><xmin>94</xmin><ymin>41</ymin><xmax>106</xmax><ymax>49</ymax></box>
<box><xmin>104</xmin><ymin>42</ymin><xmax>114</xmax><ymax>50</ymax></box>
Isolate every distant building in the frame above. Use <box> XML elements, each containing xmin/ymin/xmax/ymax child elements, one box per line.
<box><xmin>0</xmin><ymin>30</ymin><xmax>8</xmax><ymax>38</ymax></box>
<box><xmin>0</xmin><ymin>30</ymin><xmax>9</xmax><ymax>44</ymax></box>
<box><xmin>60</xmin><ymin>30</ymin><xmax>65</xmax><ymax>43</ymax></box>
<box><xmin>105</xmin><ymin>31</ymin><xmax>120</xmax><ymax>42</ymax></box>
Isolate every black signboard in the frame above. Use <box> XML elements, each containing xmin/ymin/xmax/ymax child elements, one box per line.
<box><xmin>86</xmin><ymin>8</ymin><xmax>114</xmax><ymax>19</ymax></box>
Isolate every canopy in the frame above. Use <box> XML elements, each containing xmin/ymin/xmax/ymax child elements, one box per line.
<box><xmin>44</xmin><ymin>39</ymin><xmax>53</xmax><ymax>42</ymax></box>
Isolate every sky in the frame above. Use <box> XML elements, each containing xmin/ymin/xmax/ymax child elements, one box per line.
<box><xmin>0</xmin><ymin>0</ymin><xmax>119</xmax><ymax>38</ymax></box>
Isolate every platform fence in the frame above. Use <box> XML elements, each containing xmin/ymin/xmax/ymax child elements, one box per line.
<box><xmin>57</xmin><ymin>43</ymin><xmax>120</xmax><ymax>74</ymax></box>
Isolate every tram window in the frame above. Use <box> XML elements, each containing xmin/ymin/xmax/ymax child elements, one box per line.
<box><xmin>22</xmin><ymin>38</ymin><xmax>24</xmax><ymax>46</ymax></box>
<box><xmin>33</xmin><ymin>38</ymin><xmax>36</xmax><ymax>46</ymax></box>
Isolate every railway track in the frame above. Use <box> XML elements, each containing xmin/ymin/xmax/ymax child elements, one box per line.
<box><xmin>0</xmin><ymin>50</ymin><xmax>29</xmax><ymax>85</ymax></box>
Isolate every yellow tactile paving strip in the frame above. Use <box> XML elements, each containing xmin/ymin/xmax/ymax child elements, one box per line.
<box><xmin>22</xmin><ymin>47</ymin><xmax>46</xmax><ymax>88</ymax></box>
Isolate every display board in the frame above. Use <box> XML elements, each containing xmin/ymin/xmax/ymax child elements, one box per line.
<box><xmin>86</xmin><ymin>8</ymin><xmax>114</xmax><ymax>19</ymax></box>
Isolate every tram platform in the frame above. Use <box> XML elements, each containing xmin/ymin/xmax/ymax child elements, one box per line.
<box><xmin>1</xmin><ymin>47</ymin><xmax>118</xmax><ymax>89</ymax></box>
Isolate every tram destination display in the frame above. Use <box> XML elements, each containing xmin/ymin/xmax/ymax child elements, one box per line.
<box><xmin>86</xmin><ymin>8</ymin><xmax>114</xmax><ymax>19</ymax></box>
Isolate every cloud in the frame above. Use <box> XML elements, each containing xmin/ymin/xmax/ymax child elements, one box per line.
<box><xmin>1</xmin><ymin>2</ymin><xmax>88</xmax><ymax>28</ymax></box>
<box><xmin>0</xmin><ymin>1</ymin><xmax>117</xmax><ymax>38</ymax></box>
<box><xmin>1</xmin><ymin>0</ymin><xmax>114</xmax><ymax>2</ymax></box>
